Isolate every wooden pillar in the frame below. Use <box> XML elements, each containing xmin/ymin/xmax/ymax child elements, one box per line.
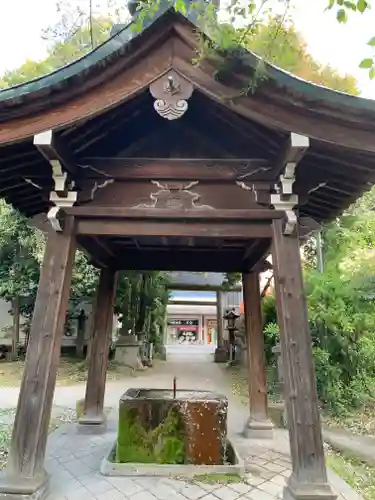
<box><xmin>0</xmin><ymin>218</ymin><xmax>76</xmax><ymax>496</ymax></box>
<box><xmin>242</xmin><ymin>271</ymin><xmax>273</xmax><ymax>439</ymax></box>
<box><xmin>272</xmin><ymin>219</ymin><xmax>335</xmax><ymax>500</ymax></box>
<box><xmin>79</xmin><ymin>267</ymin><xmax>117</xmax><ymax>429</ymax></box>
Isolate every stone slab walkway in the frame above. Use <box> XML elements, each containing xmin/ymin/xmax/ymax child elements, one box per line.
<box><xmin>29</xmin><ymin>357</ymin><xmax>362</xmax><ymax>500</ymax></box>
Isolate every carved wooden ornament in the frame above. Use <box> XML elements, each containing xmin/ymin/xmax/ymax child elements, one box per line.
<box><xmin>133</xmin><ymin>180</ymin><xmax>214</xmax><ymax>210</ymax></box>
<box><xmin>149</xmin><ymin>70</ymin><xmax>194</xmax><ymax>120</ymax></box>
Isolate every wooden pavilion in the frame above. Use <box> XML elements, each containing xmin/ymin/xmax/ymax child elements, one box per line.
<box><xmin>1</xmin><ymin>2</ymin><xmax>375</xmax><ymax>499</ymax></box>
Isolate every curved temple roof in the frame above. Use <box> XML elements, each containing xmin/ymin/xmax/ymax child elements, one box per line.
<box><xmin>0</xmin><ymin>4</ymin><xmax>374</xmax><ymax>115</ymax></box>
<box><xmin>0</xmin><ymin>4</ymin><xmax>375</xmax><ymax>223</ymax></box>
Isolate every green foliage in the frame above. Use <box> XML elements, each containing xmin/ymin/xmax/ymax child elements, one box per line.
<box><xmin>0</xmin><ymin>202</ymin><xmax>99</xmax><ymax>329</ymax></box>
<box><xmin>240</xmin><ymin>16</ymin><xmax>359</xmax><ymax>95</ymax></box>
<box><xmin>0</xmin><ymin>201</ymin><xmax>42</xmax><ymax>317</ymax></box>
<box><xmin>303</xmin><ymin>188</ymin><xmax>375</xmax><ymax>414</ymax></box>
<box><xmin>259</xmin><ymin>188</ymin><xmax>375</xmax><ymax>414</ymax></box>
<box><xmin>115</xmin><ymin>271</ymin><xmax>170</xmax><ymax>345</ymax></box>
<box><xmin>262</xmin><ymin>296</ymin><xmax>279</xmax><ymax>364</ymax></box>
<box><xmin>262</xmin><ymin>295</ymin><xmax>277</xmax><ymax>325</ymax></box>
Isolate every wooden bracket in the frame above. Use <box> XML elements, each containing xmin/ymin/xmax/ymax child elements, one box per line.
<box><xmin>34</xmin><ymin>130</ymin><xmax>78</xmax><ymax>184</ymax></box>
<box><xmin>271</xmin><ymin>132</ymin><xmax>310</xmax><ymax>235</ymax></box>
<box><xmin>271</xmin><ymin>194</ymin><xmax>299</xmax><ymax>235</ymax></box>
<box><xmin>149</xmin><ymin>70</ymin><xmax>194</xmax><ymax>120</ymax></box>
<box><xmin>48</xmin><ymin>192</ymin><xmax>78</xmax><ymax>231</ymax></box>
<box><xmin>34</xmin><ymin>131</ymin><xmax>80</xmax><ymax>231</ymax></box>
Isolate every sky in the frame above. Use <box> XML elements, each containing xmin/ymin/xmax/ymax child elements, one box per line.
<box><xmin>0</xmin><ymin>0</ymin><xmax>375</xmax><ymax>98</ymax></box>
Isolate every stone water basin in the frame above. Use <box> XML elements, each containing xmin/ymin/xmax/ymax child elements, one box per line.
<box><xmin>100</xmin><ymin>388</ymin><xmax>244</xmax><ymax>478</ymax></box>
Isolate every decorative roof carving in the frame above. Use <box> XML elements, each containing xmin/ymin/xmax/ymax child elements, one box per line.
<box><xmin>149</xmin><ymin>71</ymin><xmax>194</xmax><ymax>120</ymax></box>
<box><xmin>132</xmin><ymin>180</ymin><xmax>214</xmax><ymax>210</ymax></box>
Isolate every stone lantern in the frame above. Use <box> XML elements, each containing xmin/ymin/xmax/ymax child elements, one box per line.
<box><xmin>223</xmin><ymin>308</ymin><xmax>240</xmax><ymax>364</ymax></box>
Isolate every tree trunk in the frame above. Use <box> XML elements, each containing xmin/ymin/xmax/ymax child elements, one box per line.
<box><xmin>75</xmin><ymin>311</ymin><xmax>86</xmax><ymax>358</ymax></box>
<box><xmin>119</xmin><ymin>279</ymin><xmax>132</xmax><ymax>335</ymax></box>
<box><xmin>135</xmin><ymin>273</ymin><xmax>149</xmax><ymax>335</ymax></box>
<box><xmin>11</xmin><ymin>297</ymin><xmax>20</xmax><ymax>360</ymax></box>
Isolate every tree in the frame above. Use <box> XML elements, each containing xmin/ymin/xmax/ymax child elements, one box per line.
<box><xmin>0</xmin><ymin>16</ymin><xmax>113</xmax><ymax>88</ymax></box>
<box><xmin>0</xmin><ymin>1</ymin><xmax>360</xmax><ymax>95</ymax></box>
<box><xmin>0</xmin><ymin>202</ymin><xmax>102</xmax><ymax>357</ymax></box>
<box><xmin>325</xmin><ymin>0</ymin><xmax>375</xmax><ymax>79</ymax></box>
<box><xmin>0</xmin><ymin>202</ymin><xmax>42</xmax><ymax>356</ymax></box>
<box><xmin>115</xmin><ymin>271</ymin><xmax>170</xmax><ymax>348</ymax></box>
<box><xmin>242</xmin><ymin>16</ymin><xmax>359</xmax><ymax>94</ymax></box>
<box><xmin>300</xmin><ymin>187</ymin><xmax>375</xmax><ymax>413</ymax></box>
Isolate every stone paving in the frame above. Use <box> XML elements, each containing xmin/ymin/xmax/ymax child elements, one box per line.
<box><xmin>44</xmin><ymin>411</ymin><xmax>361</xmax><ymax>500</ymax></box>
<box><xmin>36</xmin><ymin>355</ymin><xmax>363</xmax><ymax>500</ymax></box>
<box><xmin>45</xmin><ymin>415</ymin><xmax>289</xmax><ymax>500</ymax></box>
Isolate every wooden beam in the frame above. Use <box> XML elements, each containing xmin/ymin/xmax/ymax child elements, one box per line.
<box><xmin>206</xmin><ymin>101</ymin><xmax>281</xmax><ymax>153</ymax></box>
<box><xmin>169</xmin><ymin>300</ymin><xmax>217</xmax><ymax>306</ymax></box>
<box><xmin>77</xmin><ymin>236</ymin><xmax>114</xmax><ymax>269</ymax></box>
<box><xmin>91</xmin><ymin>249</ymin><xmax>247</xmax><ymax>272</ymax></box>
<box><xmin>92</xmin><ymin>236</ymin><xmax>115</xmax><ymax>258</ymax></box>
<box><xmin>80</xmin><ymin>157</ymin><xmax>273</xmax><ymax>182</ymax></box>
<box><xmin>243</xmin><ymin>239</ymin><xmax>271</xmax><ymax>272</ymax></box>
<box><xmin>68</xmin><ymin>207</ymin><xmax>284</xmax><ymax>221</ymax></box>
<box><xmin>168</xmin><ymin>283</ymin><xmax>242</xmax><ymax>292</ymax></box>
<box><xmin>0</xmin><ymin>217</ymin><xmax>76</xmax><ymax>495</ymax></box>
<box><xmin>33</xmin><ymin>130</ymin><xmax>78</xmax><ymax>180</ymax></box>
<box><xmin>76</xmin><ymin>219</ymin><xmax>272</xmax><ymax>239</ymax></box>
<box><xmin>243</xmin><ymin>240</ymin><xmax>259</xmax><ymax>261</ymax></box>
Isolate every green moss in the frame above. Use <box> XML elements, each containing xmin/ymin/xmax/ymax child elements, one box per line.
<box><xmin>116</xmin><ymin>406</ymin><xmax>186</xmax><ymax>464</ymax></box>
<box><xmin>193</xmin><ymin>473</ymin><xmax>242</xmax><ymax>483</ymax></box>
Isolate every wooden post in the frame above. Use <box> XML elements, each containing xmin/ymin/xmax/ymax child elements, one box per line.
<box><xmin>0</xmin><ymin>218</ymin><xmax>76</xmax><ymax>496</ymax></box>
<box><xmin>272</xmin><ymin>219</ymin><xmax>335</xmax><ymax>500</ymax></box>
<box><xmin>78</xmin><ymin>268</ymin><xmax>117</xmax><ymax>430</ymax></box>
<box><xmin>242</xmin><ymin>271</ymin><xmax>274</xmax><ymax>439</ymax></box>
<box><xmin>214</xmin><ymin>290</ymin><xmax>227</xmax><ymax>362</ymax></box>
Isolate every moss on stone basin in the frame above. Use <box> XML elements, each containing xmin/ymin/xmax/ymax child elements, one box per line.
<box><xmin>115</xmin><ymin>388</ymin><xmax>228</xmax><ymax>465</ymax></box>
<box><xmin>116</xmin><ymin>406</ymin><xmax>185</xmax><ymax>464</ymax></box>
